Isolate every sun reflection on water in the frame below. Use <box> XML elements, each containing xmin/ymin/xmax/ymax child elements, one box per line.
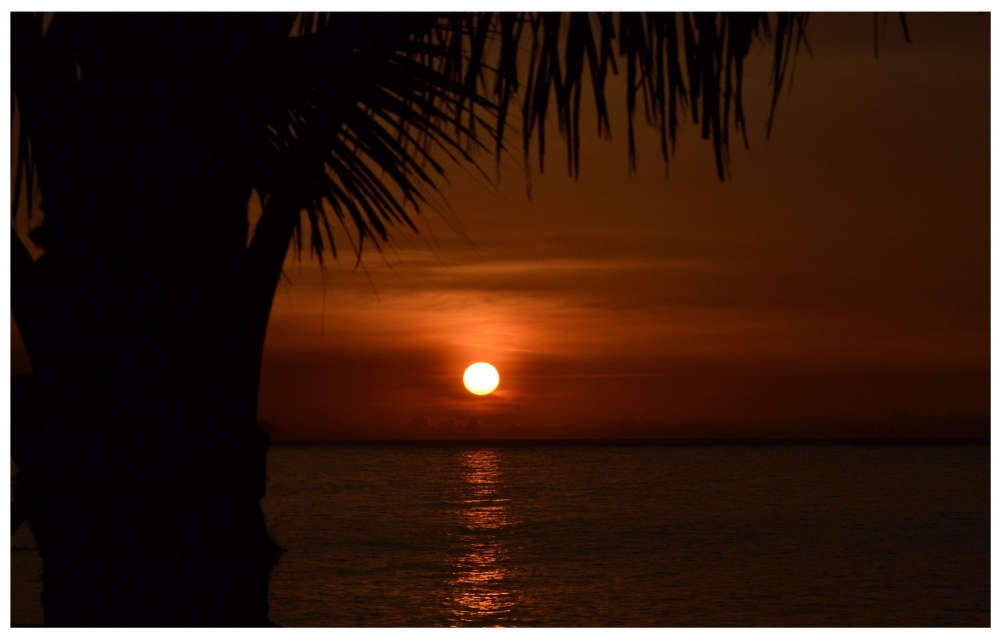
<box><xmin>449</xmin><ymin>449</ymin><xmax>519</xmax><ymax>626</ymax></box>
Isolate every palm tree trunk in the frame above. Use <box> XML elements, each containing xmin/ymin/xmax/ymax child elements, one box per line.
<box><xmin>11</xmin><ymin>156</ymin><xmax>301</xmax><ymax>625</ymax></box>
<box><xmin>11</xmin><ymin>14</ymin><xmax>303</xmax><ymax>624</ymax></box>
<box><xmin>13</xmin><ymin>219</ymin><xmax>291</xmax><ymax>625</ymax></box>
<box><xmin>11</xmin><ymin>130</ymin><xmax>294</xmax><ymax>625</ymax></box>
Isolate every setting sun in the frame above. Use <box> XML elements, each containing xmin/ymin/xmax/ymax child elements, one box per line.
<box><xmin>463</xmin><ymin>362</ymin><xmax>500</xmax><ymax>395</ymax></box>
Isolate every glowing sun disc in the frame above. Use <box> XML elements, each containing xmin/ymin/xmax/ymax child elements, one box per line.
<box><xmin>463</xmin><ymin>362</ymin><xmax>500</xmax><ymax>395</ymax></box>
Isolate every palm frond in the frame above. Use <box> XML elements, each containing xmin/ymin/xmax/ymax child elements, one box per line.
<box><xmin>14</xmin><ymin>12</ymin><xmax>831</xmax><ymax>265</ymax></box>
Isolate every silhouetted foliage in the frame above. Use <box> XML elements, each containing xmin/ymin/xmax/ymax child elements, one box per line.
<box><xmin>15</xmin><ymin>12</ymin><xmax>819</xmax><ymax>265</ymax></box>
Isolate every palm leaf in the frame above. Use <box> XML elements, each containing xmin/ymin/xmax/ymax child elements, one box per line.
<box><xmin>14</xmin><ymin>13</ymin><xmax>911</xmax><ymax>263</ymax></box>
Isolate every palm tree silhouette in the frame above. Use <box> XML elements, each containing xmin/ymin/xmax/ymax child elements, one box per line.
<box><xmin>12</xmin><ymin>12</ymin><xmax>896</xmax><ymax>626</ymax></box>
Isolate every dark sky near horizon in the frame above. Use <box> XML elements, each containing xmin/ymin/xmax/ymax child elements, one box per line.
<box><xmin>11</xmin><ymin>13</ymin><xmax>991</xmax><ymax>440</ymax></box>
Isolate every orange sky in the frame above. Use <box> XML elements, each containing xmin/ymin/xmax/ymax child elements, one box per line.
<box><xmin>253</xmin><ymin>13</ymin><xmax>990</xmax><ymax>440</ymax></box>
<box><xmin>13</xmin><ymin>13</ymin><xmax>990</xmax><ymax>440</ymax></box>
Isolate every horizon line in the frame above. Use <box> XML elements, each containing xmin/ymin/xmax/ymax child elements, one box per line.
<box><xmin>269</xmin><ymin>437</ymin><xmax>990</xmax><ymax>447</ymax></box>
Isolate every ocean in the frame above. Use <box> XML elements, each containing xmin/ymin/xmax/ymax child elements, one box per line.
<box><xmin>11</xmin><ymin>442</ymin><xmax>990</xmax><ymax>626</ymax></box>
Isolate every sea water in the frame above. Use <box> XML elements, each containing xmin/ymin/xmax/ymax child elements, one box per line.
<box><xmin>10</xmin><ymin>443</ymin><xmax>990</xmax><ymax>626</ymax></box>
